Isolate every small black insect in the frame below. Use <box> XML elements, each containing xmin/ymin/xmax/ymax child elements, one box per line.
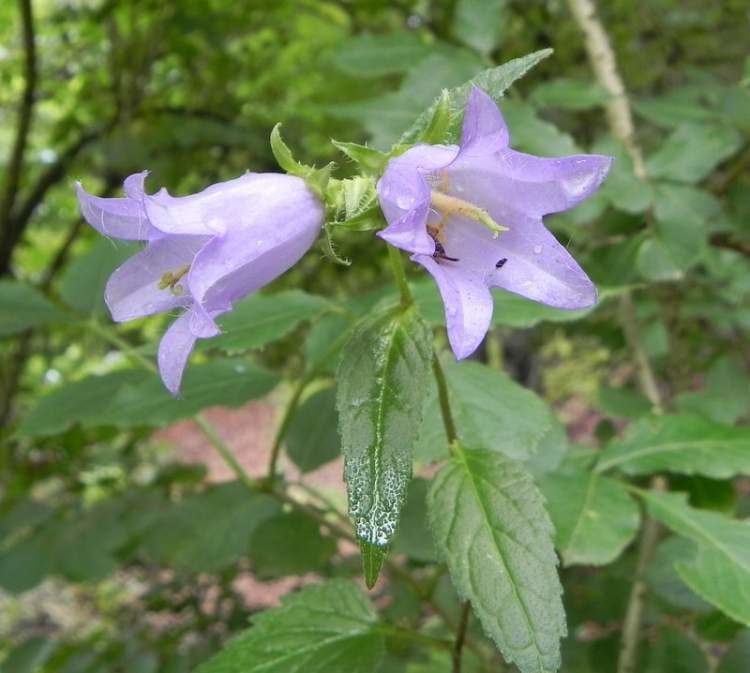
<box><xmin>495</xmin><ymin>258</ymin><xmax>507</xmax><ymax>269</ymax></box>
<box><xmin>428</xmin><ymin>229</ymin><xmax>460</xmax><ymax>263</ymax></box>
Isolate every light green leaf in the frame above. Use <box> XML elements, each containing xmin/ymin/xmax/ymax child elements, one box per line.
<box><xmin>647</xmin><ymin>122</ymin><xmax>742</xmax><ymax>183</ymax></box>
<box><xmin>59</xmin><ymin>239</ymin><xmax>138</xmax><ymax>315</ymax></box>
<box><xmin>286</xmin><ymin>386</ymin><xmax>340</xmax><ymax>473</ymax></box>
<box><xmin>399</xmin><ymin>49</ymin><xmax>553</xmax><ymax>145</ymax></box>
<box><xmin>416</xmin><ymin>359</ymin><xmax>554</xmax><ymax>462</ymax></box>
<box><xmin>138</xmin><ymin>482</ymin><xmax>279</xmax><ymax>573</ymax></box>
<box><xmin>453</xmin><ymin>0</ymin><xmax>507</xmax><ymax>55</ymax></box>
<box><xmin>211</xmin><ymin>290</ymin><xmax>334</xmax><ymax>352</ymax></box>
<box><xmin>331</xmin><ymin>140</ymin><xmax>388</xmax><ymax>174</ymax></box>
<box><xmin>336</xmin><ymin>305</ymin><xmax>433</xmax><ymax>587</ymax></box>
<box><xmin>428</xmin><ymin>448</ymin><xmax>565</xmax><ymax>673</ymax></box>
<box><xmin>596</xmin><ymin>414</ymin><xmax>750</xmax><ymax>479</ymax></box>
<box><xmin>539</xmin><ymin>469</ymin><xmax>640</xmax><ymax>566</ymax></box>
<box><xmin>195</xmin><ymin>580</ymin><xmax>385</xmax><ymax>673</ymax></box>
<box><xmin>0</xmin><ymin>280</ymin><xmax>66</xmax><ymax>336</ymax></box>
<box><xmin>327</xmin><ymin>175</ymin><xmax>381</xmax><ymax>230</ymax></box>
<box><xmin>332</xmin><ymin>32</ymin><xmax>432</xmax><ymax>77</ymax></box>
<box><xmin>530</xmin><ymin>78</ymin><xmax>609</xmax><ymax>111</ymax></box>
<box><xmin>641</xmin><ymin>490</ymin><xmax>750</xmax><ymax>626</ymax></box>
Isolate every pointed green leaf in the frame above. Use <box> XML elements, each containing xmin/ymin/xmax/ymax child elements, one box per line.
<box><xmin>596</xmin><ymin>414</ymin><xmax>750</xmax><ymax>479</ymax></box>
<box><xmin>331</xmin><ymin>141</ymin><xmax>388</xmax><ymax>174</ymax></box>
<box><xmin>286</xmin><ymin>387</ymin><xmax>341</xmax><ymax>473</ymax></box>
<box><xmin>539</xmin><ymin>469</ymin><xmax>640</xmax><ymax>566</ymax></box>
<box><xmin>428</xmin><ymin>448</ymin><xmax>565</xmax><ymax>673</ymax></box>
<box><xmin>399</xmin><ymin>49</ymin><xmax>553</xmax><ymax>145</ymax></box>
<box><xmin>641</xmin><ymin>490</ymin><xmax>750</xmax><ymax>626</ymax></box>
<box><xmin>195</xmin><ymin>580</ymin><xmax>385</xmax><ymax>673</ymax></box>
<box><xmin>419</xmin><ymin>89</ymin><xmax>451</xmax><ymax>144</ymax></box>
<box><xmin>336</xmin><ymin>305</ymin><xmax>433</xmax><ymax>585</ymax></box>
<box><xmin>332</xmin><ymin>31</ymin><xmax>432</xmax><ymax>77</ymax></box>
<box><xmin>453</xmin><ymin>0</ymin><xmax>507</xmax><ymax>55</ymax></box>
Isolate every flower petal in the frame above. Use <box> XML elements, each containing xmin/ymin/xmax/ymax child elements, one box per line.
<box><xmin>187</xmin><ymin>176</ymin><xmax>323</xmax><ymax>310</ymax></box>
<box><xmin>145</xmin><ymin>173</ymin><xmax>313</xmax><ymax>236</ymax></box>
<box><xmin>376</xmin><ymin>145</ymin><xmax>457</xmax><ymax>255</ymax></box>
<box><xmin>76</xmin><ymin>181</ymin><xmax>153</xmax><ymax>240</ymax></box>
<box><xmin>487</xmin><ymin>218</ymin><xmax>597</xmax><ymax>309</ymax></box>
<box><xmin>413</xmin><ymin>253</ymin><xmax>493</xmax><ymax>359</ymax></box>
<box><xmin>105</xmin><ymin>235</ymin><xmax>209</xmax><ymax>321</ymax></box>
<box><xmin>157</xmin><ymin>309</ymin><xmax>198</xmax><ymax>396</ymax></box>
<box><xmin>459</xmin><ymin>87</ymin><xmax>510</xmax><ymax>156</ymax></box>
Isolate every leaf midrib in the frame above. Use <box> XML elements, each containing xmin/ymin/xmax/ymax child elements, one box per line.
<box><xmin>597</xmin><ymin>437</ymin><xmax>745</xmax><ymax>472</ymax></box>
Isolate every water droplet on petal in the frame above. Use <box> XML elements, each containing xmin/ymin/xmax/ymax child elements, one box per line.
<box><xmin>533</xmin><ymin>245</ymin><xmax>542</xmax><ymax>255</ymax></box>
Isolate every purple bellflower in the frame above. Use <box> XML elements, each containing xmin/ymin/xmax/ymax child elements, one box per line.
<box><xmin>377</xmin><ymin>87</ymin><xmax>612</xmax><ymax>359</ymax></box>
<box><xmin>76</xmin><ymin>172</ymin><xmax>324</xmax><ymax>394</ymax></box>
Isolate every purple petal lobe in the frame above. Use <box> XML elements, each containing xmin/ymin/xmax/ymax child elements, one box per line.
<box><xmin>157</xmin><ymin>309</ymin><xmax>198</xmax><ymax>396</ymax></box>
<box><xmin>459</xmin><ymin>87</ymin><xmax>510</xmax><ymax>156</ymax></box>
<box><xmin>413</xmin><ymin>254</ymin><xmax>493</xmax><ymax>359</ymax></box>
<box><xmin>187</xmin><ymin>175</ymin><xmax>323</xmax><ymax>311</ymax></box>
<box><xmin>105</xmin><ymin>235</ymin><xmax>209</xmax><ymax>321</ymax></box>
<box><xmin>76</xmin><ymin>181</ymin><xmax>152</xmax><ymax>240</ymax></box>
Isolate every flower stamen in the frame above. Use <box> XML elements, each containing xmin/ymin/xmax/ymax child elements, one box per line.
<box><xmin>158</xmin><ymin>264</ymin><xmax>190</xmax><ymax>295</ymax></box>
<box><xmin>430</xmin><ymin>190</ymin><xmax>508</xmax><ymax>237</ymax></box>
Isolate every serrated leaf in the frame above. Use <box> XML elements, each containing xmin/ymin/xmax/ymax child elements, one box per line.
<box><xmin>328</xmin><ymin>176</ymin><xmax>380</xmax><ymax>230</ymax></box>
<box><xmin>415</xmin><ymin>359</ymin><xmax>554</xmax><ymax>463</ymax></box>
<box><xmin>210</xmin><ymin>290</ymin><xmax>333</xmax><ymax>353</ymax></box>
<box><xmin>336</xmin><ymin>305</ymin><xmax>433</xmax><ymax>586</ymax></box>
<box><xmin>138</xmin><ymin>482</ymin><xmax>279</xmax><ymax>573</ymax></box>
<box><xmin>428</xmin><ymin>448</ymin><xmax>565</xmax><ymax>673</ymax></box>
<box><xmin>641</xmin><ymin>490</ymin><xmax>750</xmax><ymax>626</ymax></box>
<box><xmin>596</xmin><ymin>414</ymin><xmax>750</xmax><ymax>479</ymax></box>
<box><xmin>539</xmin><ymin>469</ymin><xmax>640</xmax><ymax>566</ymax></box>
<box><xmin>331</xmin><ymin>141</ymin><xmax>388</xmax><ymax>174</ymax></box>
<box><xmin>647</xmin><ymin>122</ymin><xmax>742</xmax><ymax>183</ymax></box>
<box><xmin>286</xmin><ymin>386</ymin><xmax>341</xmax><ymax>473</ymax></box>
<box><xmin>453</xmin><ymin>0</ymin><xmax>507</xmax><ymax>55</ymax></box>
<box><xmin>195</xmin><ymin>580</ymin><xmax>385</xmax><ymax>673</ymax></box>
<box><xmin>0</xmin><ymin>280</ymin><xmax>66</xmax><ymax>336</ymax></box>
<box><xmin>399</xmin><ymin>49</ymin><xmax>553</xmax><ymax>145</ymax></box>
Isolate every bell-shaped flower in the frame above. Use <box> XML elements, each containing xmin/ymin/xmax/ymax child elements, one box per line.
<box><xmin>377</xmin><ymin>86</ymin><xmax>612</xmax><ymax>359</ymax></box>
<box><xmin>76</xmin><ymin>172</ymin><xmax>324</xmax><ymax>394</ymax></box>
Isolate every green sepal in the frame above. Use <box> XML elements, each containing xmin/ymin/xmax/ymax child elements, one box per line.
<box><xmin>270</xmin><ymin>123</ymin><xmax>332</xmax><ymax>198</ymax></box>
<box><xmin>331</xmin><ymin>140</ymin><xmax>389</xmax><ymax>175</ymax></box>
<box><xmin>360</xmin><ymin>540</ymin><xmax>388</xmax><ymax>589</ymax></box>
<box><xmin>320</xmin><ymin>224</ymin><xmax>351</xmax><ymax>266</ymax></box>
<box><xmin>325</xmin><ymin>176</ymin><xmax>383</xmax><ymax>232</ymax></box>
<box><xmin>418</xmin><ymin>89</ymin><xmax>451</xmax><ymax>144</ymax></box>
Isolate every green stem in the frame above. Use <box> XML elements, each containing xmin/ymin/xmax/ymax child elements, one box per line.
<box><xmin>432</xmin><ymin>355</ymin><xmax>459</xmax><ymax>446</ymax></box>
<box><xmin>387</xmin><ymin>244</ymin><xmax>413</xmax><ymax>307</ymax></box>
<box><xmin>452</xmin><ymin>601</ymin><xmax>472</xmax><ymax>673</ymax></box>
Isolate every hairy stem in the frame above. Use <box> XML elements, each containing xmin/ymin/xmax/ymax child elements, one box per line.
<box><xmin>432</xmin><ymin>355</ymin><xmax>459</xmax><ymax>446</ymax></box>
<box><xmin>452</xmin><ymin>601</ymin><xmax>472</xmax><ymax>673</ymax></box>
<box><xmin>387</xmin><ymin>244</ymin><xmax>413</xmax><ymax>307</ymax></box>
<box><xmin>566</xmin><ymin>2</ymin><xmax>665</xmax><ymax>672</ymax></box>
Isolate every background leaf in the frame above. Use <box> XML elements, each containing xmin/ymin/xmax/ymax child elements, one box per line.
<box><xmin>0</xmin><ymin>280</ymin><xmax>66</xmax><ymax>335</ymax></box>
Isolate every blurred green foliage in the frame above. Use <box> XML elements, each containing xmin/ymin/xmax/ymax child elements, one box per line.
<box><xmin>1</xmin><ymin>0</ymin><xmax>749</xmax><ymax>672</ymax></box>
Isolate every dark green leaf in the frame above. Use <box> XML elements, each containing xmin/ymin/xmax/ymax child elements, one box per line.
<box><xmin>332</xmin><ymin>32</ymin><xmax>432</xmax><ymax>77</ymax></box>
<box><xmin>530</xmin><ymin>78</ymin><xmax>609</xmax><ymax>111</ymax></box>
<box><xmin>0</xmin><ymin>280</ymin><xmax>66</xmax><ymax>336</ymax></box>
<box><xmin>138</xmin><ymin>482</ymin><xmax>279</xmax><ymax>573</ymax></box>
<box><xmin>453</xmin><ymin>0</ymin><xmax>507</xmax><ymax>55</ymax></box>
<box><xmin>428</xmin><ymin>448</ymin><xmax>565</xmax><ymax>673</ymax></box>
<box><xmin>195</xmin><ymin>580</ymin><xmax>385</xmax><ymax>673</ymax></box>
<box><xmin>286</xmin><ymin>386</ymin><xmax>340</xmax><ymax>473</ymax></box>
<box><xmin>211</xmin><ymin>290</ymin><xmax>333</xmax><ymax>352</ymax></box>
<box><xmin>596</xmin><ymin>414</ymin><xmax>750</xmax><ymax>479</ymax></box>
<box><xmin>539</xmin><ymin>469</ymin><xmax>640</xmax><ymax>566</ymax></box>
<box><xmin>336</xmin><ymin>305</ymin><xmax>433</xmax><ymax>586</ymax></box>
<box><xmin>642</xmin><ymin>490</ymin><xmax>750</xmax><ymax>626</ymax></box>
<box><xmin>416</xmin><ymin>359</ymin><xmax>554</xmax><ymax>462</ymax></box>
